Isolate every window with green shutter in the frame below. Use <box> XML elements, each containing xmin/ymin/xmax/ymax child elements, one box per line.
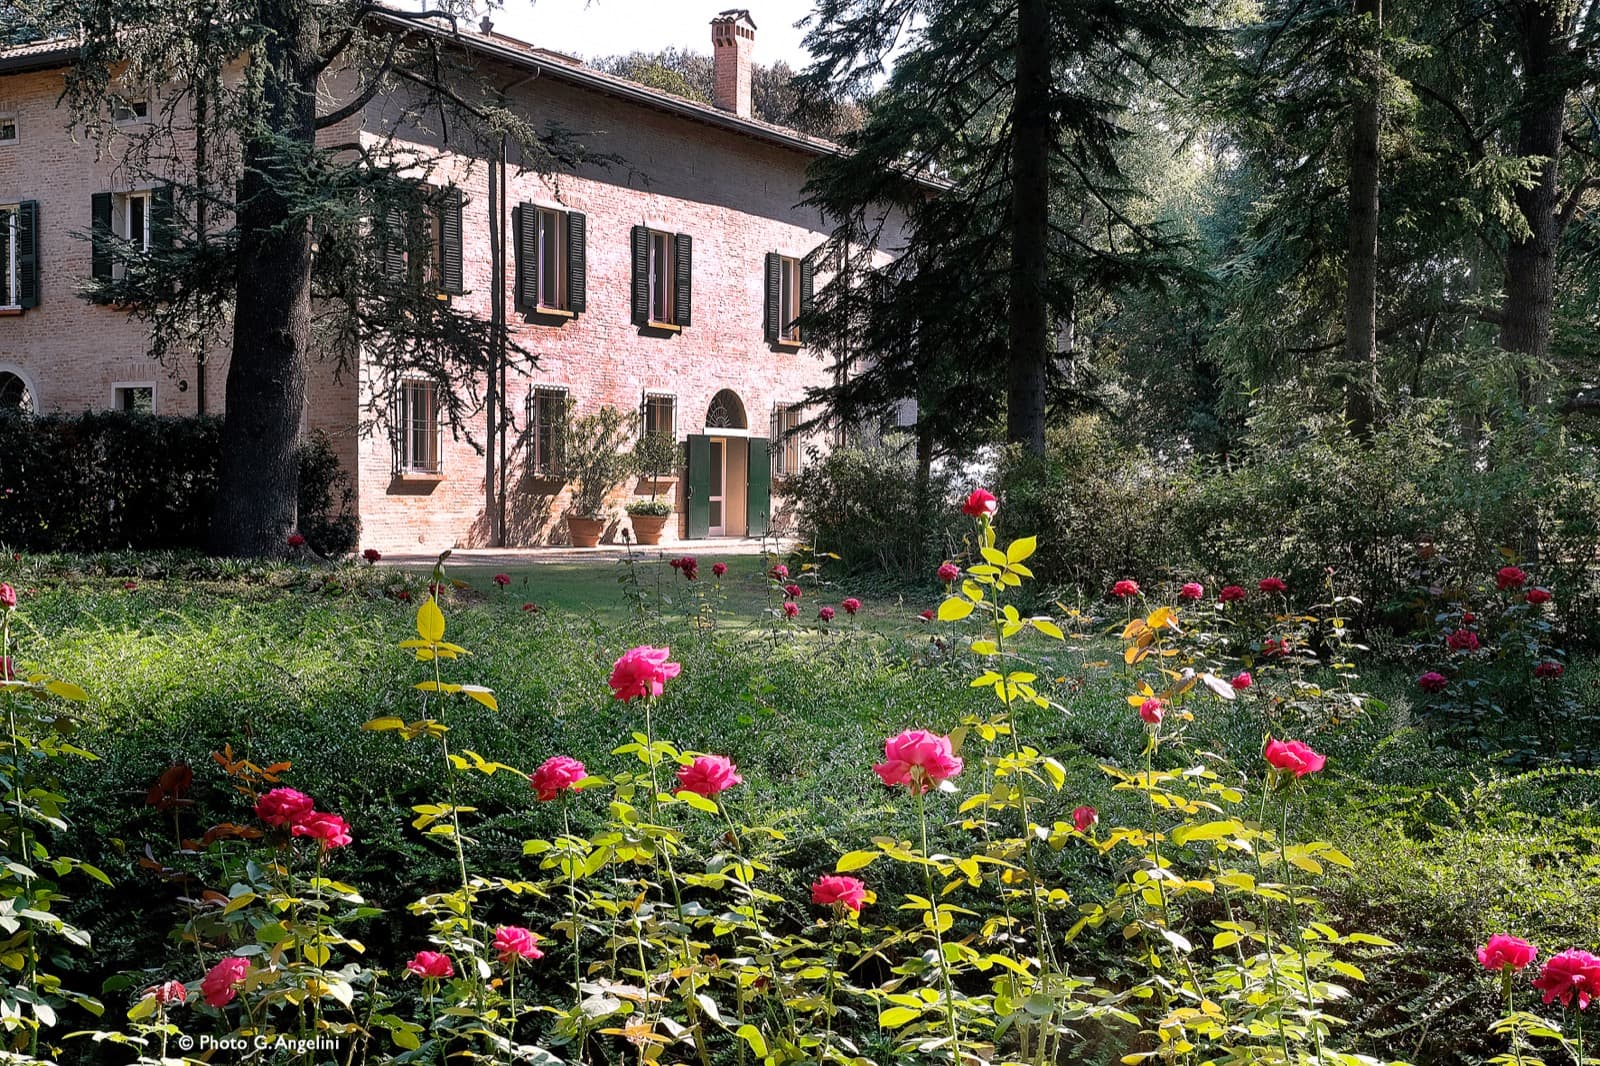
<box><xmin>1</xmin><ymin>201</ymin><xmax>38</xmax><ymax>310</ymax></box>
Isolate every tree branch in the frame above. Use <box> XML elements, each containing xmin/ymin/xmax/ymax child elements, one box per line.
<box><xmin>315</xmin><ymin>31</ymin><xmax>403</xmax><ymax>130</ymax></box>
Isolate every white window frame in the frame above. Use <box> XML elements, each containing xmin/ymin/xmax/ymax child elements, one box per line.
<box><xmin>111</xmin><ymin>191</ymin><xmax>153</xmax><ymax>281</ymax></box>
<box><xmin>0</xmin><ymin>203</ymin><xmax>19</xmax><ymax>310</ymax></box>
<box><xmin>528</xmin><ymin>385</ymin><xmax>569</xmax><ymax>477</ymax></box>
<box><xmin>111</xmin><ymin>91</ymin><xmax>150</xmax><ymax>126</ymax></box>
<box><xmin>647</xmin><ymin>229</ymin><xmax>675</xmax><ymax>325</ymax></box>
<box><xmin>111</xmin><ymin>381</ymin><xmax>156</xmax><ymax>414</ymax></box>
<box><xmin>642</xmin><ymin>391</ymin><xmax>676</xmax><ymax>441</ymax></box>
<box><xmin>537</xmin><ymin>208</ymin><xmax>568</xmax><ymax>311</ymax></box>
<box><xmin>397</xmin><ymin>379</ymin><xmax>443</xmax><ymax>475</ymax></box>
<box><xmin>0</xmin><ymin>111</ymin><xmax>17</xmax><ymax>146</ymax></box>
<box><xmin>772</xmin><ymin>403</ymin><xmax>804</xmax><ymax>477</ymax></box>
<box><xmin>778</xmin><ymin>255</ymin><xmax>802</xmax><ymax>342</ymax></box>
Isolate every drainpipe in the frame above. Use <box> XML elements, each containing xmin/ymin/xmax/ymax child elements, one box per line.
<box><xmin>489</xmin><ymin>69</ymin><xmax>537</xmax><ymax>547</ymax></box>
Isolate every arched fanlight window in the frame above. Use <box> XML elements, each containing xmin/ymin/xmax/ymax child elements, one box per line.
<box><xmin>705</xmin><ymin>388</ymin><xmax>747</xmax><ymax>430</ymax></box>
<box><xmin>0</xmin><ymin>370</ymin><xmax>34</xmax><ymax>413</ymax></box>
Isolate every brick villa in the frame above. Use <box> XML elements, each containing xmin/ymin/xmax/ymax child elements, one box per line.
<box><xmin>0</xmin><ymin>9</ymin><xmax>908</xmax><ymax>550</ymax></box>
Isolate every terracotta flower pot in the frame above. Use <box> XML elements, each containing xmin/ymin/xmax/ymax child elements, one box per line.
<box><xmin>568</xmin><ymin>516</ymin><xmax>606</xmax><ymax>548</ymax></box>
<box><xmin>630</xmin><ymin>513</ymin><xmax>669</xmax><ymax>546</ymax></box>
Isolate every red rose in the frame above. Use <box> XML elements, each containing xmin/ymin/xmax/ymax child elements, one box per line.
<box><xmin>1138</xmin><ymin>698</ymin><xmax>1165</xmax><ymax>724</ymax></box>
<box><xmin>938</xmin><ymin>562</ymin><xmax>960</xmax><ymax>584</ymax></box>
<box><xmin>1525</xmin><ymin>587</ymin><xmax>1552</xmax><ymax>605</ymax></box>
<box><xmin>1477</xmin><ymin>935</ymin><xmax>1538</xmax><ymax>973</ymax></box>
<box><xmin>530</xmin><ymin>756</ymin><xmax>587</xmax><ymax>801</ymax></box>
<box><xmin>1258</xmin><ymin>577</ymin><xmax>1287</xmax><ymax>594</ymax></box>
<box><xmin>842</xmin><ymin>597</ymin><xmax>861</xmax><ymax>615</ymax></box>
<box><xmin>1534</xmin><ymin>660</ymin><xmax>1564</xmax><ymax>680</ymax></box>
<box><xmin>784</xmin><ymin>583</ymin><xmax>803</xmax><ymax>599</ymax></box>
<box><xmin>1417</xmin><ymin>671</ymin><xmax>1448</xmax><ymax>693</ymax></box>
<box><xmin>677</xmin><ymin>755</ymin><xmax>743</xmax><ymax>798</ymax></box>
<box><xmin>0</xmin><ymin>583</ymin><xmax>16</xmax><ymax>609</ymax></box>
<box><xmin>1264</xmin><ymin>737</ymin><xmax>1326</xmax><ymax>778</ymax></box>
<box><xmin>962</xmin><ymin>489</ymin><xmax>998</xmax><ymax>519</ymax></box>
<box><xmin>1219</xmin><ymin>585</ymin><xmax>1247</xmax><ymax>603</ymax></box>
<box><xmin>819</xmin><ymin>606</ymin><xmax>836</xmax><ymax>622</ymax></box>
<box><xmin>287</xmin><ymin>533</ymin><xmax>306</xmax><ymax>548</ymax></box>
<box><xmin>1230</xmin><ymin>671</ymin><xmax>1253</xmax><ymax>690</ymax></box>
<box><xmin>1446</xmin><ymin>629</ymin><xmax>1479</xmax><ymax>652</ymax></box>
<box><xmin>711</xmin><ymin>562</ymin><xmax>727</xmax><ymax>578</ymax></box>
<box><xmin>919</xmin><ymin>609</ymin><xmax>934</xmax><ymax>622</ymax></box>
<box><xmin>1496</xmin><ymin>566</ymin><xmax>1528</xmax><ymax>591</ymax></box>
<box><xmin>1179</xmin><ymin>582</ymin><xmax>1204</xmax><ymax>600</ymax></box>
<box><xmin>200</xmin><ymin>957</ymin><xmax>249</xmax><ymax>1008</ymax></box>
<box><xmin>1533</xmin><ymin>949</ymin><xmax>1600</xmax><ymax>1010</ymax></box>
<box><xmin>492</xmin><ymin>573</ymin><xmax>511</xmax><ymax>587</ymax></box>
<box><xmin>406</xmin><ymin>950</ymin><xmax>454</xmax><ymax>979</ymax></box>
<box><xmin>362</xmin><ymin>548</ymin><xmax>382</xmax><ymax>563</ymax></box>
<box><xmin>783</xmin><ymin>601</ymin><xmax>800</xmax><ymax>618</ymax></box>
<box><xmin>291</xmin><ymin>811</ymin><xmax>353</xmax><ymax>849</ymax></box>
<box><xmin>1112</xmin><ymin>579</ymin><xmax>1140</xmax><ymax>598</ymax></box>
<box><xmin>255</xmin><ymin>787</ymin><xmax>314</xmax><ymax>828</ymax></box>
<box><xmin>811</xmin><ymin>874</ymin><xmax>868</xmax><ymax>914</ymax></box>
<box><xmin>1071</xmin><ymin>805</ymin><xmax>1098</xmax><ymax>833</ymax></box>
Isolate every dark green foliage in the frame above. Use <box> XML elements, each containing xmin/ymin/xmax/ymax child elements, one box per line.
<box><xmin>0</xmin><ymin>413</ymin><xmax>356</xmax><ymax>553</ymax></box>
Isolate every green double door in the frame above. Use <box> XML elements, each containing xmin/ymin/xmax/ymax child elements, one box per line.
<box><xmin>686</xmin><ymin>435</ymin><xmax>770</xmax><ymax>540</ymax></box>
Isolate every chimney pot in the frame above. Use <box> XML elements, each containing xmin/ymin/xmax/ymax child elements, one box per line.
<box><xmin>480</xmin><ymin>15</ymin><xmax>494</xmax><ymax>34</ymax></box>
<box><xmin>711</xmin><ymin>9</ymin><xmax>756</xmax><ymax>119</ymax></box>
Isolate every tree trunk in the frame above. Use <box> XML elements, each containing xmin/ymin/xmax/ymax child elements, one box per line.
<box><xmin>1343</xmin><ymin>0</ymin><xmax>1381</xmax><ymax>436</ymax></box>
<box><xmin>1007</xmin><ymin>0</ymin><xmax>1050</xmax><ymax>455</ymax></box>
<box><xmin>1498</xmin><ymin>0</ymin><xmax>1567</xmax><ymax>406</ymax></box>
<box><xmin>208</xmin><ymin>0</ymin><xmax>317</xmax><ymax>556</ymax></box>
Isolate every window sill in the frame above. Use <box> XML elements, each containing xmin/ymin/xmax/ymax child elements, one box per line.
<box><xmin>533</xmin><ymin>306</ymin><xmax>576</xmax><ymax>319</ymax></box>
<box><xmin>773</xmin><ymin>338</ymin><xmax>804</xmax><ymax>350</ymax></box>
<box><xmin>0</xmin><ymin>307</ymin><xmax>22</xmax><ymax>316</ymax></box>
<box><xmin>645</xmin><ymin>321</ymin><xmax>682</xmax><ymax>333</ymax></box>
<box><xmin>393</xmin><ymin>470</ymin><xmax>445</xmax><ymax>483</ymax></box>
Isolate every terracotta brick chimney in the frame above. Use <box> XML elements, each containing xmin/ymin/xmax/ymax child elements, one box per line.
<box><xmin>711</xmin><ymin>9</ymin><xmax>757</xmax><ymax>118</ymax></box>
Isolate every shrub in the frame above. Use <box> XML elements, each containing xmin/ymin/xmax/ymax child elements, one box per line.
<box><xmin>563</xmin><ymin>406</ymin><xmax>634</xmax><ymax>519</ymax></box>
<box><xmin>0</xmin><ymin>412</ymin><xmax>357</xmax><ymax>554</ymax></box>
<box><xmin>788</xmin><ymin>438</ymin><xmax>966</xmax><ymax>579</ymax></box>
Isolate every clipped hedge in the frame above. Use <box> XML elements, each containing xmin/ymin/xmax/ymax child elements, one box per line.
<box><xmin>0</xmin><ymin>411</ymin><xmax>357</xmax><ymax>554</ymax></box>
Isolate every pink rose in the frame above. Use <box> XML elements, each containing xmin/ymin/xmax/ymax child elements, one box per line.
<box><xmin>1219</xmin><ymin>585</ymin><xmax>1246</xmax><ymax>603</ymax></box>
<box><xmin>292</xmin><ymin>811</ymin><xmax>353</xmax><ymax>849</ymax></box>
<box><xmin>1138</xmin><ymin>698</ymin><xmax>1165</xmax><ymax>724</ymax></box>
<box><xmin>1230</xmin><ymin>671</ymin><xmax>1253</xmax><ymax>691</ymax></box>
<box><xmin>522</xmin><ymin>602</ymin><xmax>538</xmax><ymax>613</ymax></box>
<box><xmin>1525</xmin><ymin>587</ymin><xmax>1552</xmax><ymax>605</ymax></box>
<box><xmin>819</xmin><ymin>606</ymin><xmax>836</xmax><ymax>622</ymax></box>
<box><xmin>287</xmin><ymin>533</ymin><xmax>306</xmax><ymax>548</ymax></box>
<box><xmin>255</xmin><ymin>787</ymin><xmax>315</xmax><ymax>829</ymax></box>
<box><xmin>1496</xmin><ymin>566</ymin><xmax>1528</xmax><ymax>591</ymax></box>
<box><xmin>671</xmin><ymin>556</ymin><xmax>700</xmax><ymax>580</ymax></box>
<box><xmin>493</xmin><ymin>926</ymin><xmax>544</xmax><ymax>964</ymax></box>
<box><xmin>938</xmin><ymin>563</ymin><xmax>960</xmax><ymax>584</ymax></box>
<box><xmin>1535</xmin><ymin>660</ymin><xmax>1564</xmax><ymax>680</ymax></box>
<box><xmin>677</xmin><ymin>755</ymin><xmax>743</xmax><ymax>798</ymax></box>
<box><xmin>1533</xmin><ymin>949</ymin><xmax>1600</xmax><ymax>1010</ymax></box>
<box><xmin>0</xmin><ymin>583</ymin><xmax>15</xmax><ymax>609</ymax></box>
<box><xmin>1477</xmin><ymin>935</ymin><xmax>1538</xmax><ymax>973</ymax></box>
<box><xmin>1264</xmin><ymin>737</ymin><xmax>1326</xmax><ymax>778</ymax></box>
<box><xmin>962</xmin><ymin>489</ymin><xmax>998</xmax><ymax>518</ymax></box>
<box><xmin>0</xmin><ymin>658</ymin><xmax>13</xmax><ymax>682</ymax></box>
<box><xmin>918</xmin><ymin>609</ymin><xmax>934</xmax><ymax>622</ymax></box>
<box><xmin>1072</xmin><ymin>805</ymin><xmax>1098</xmax><ymax>833</ymax></box>
<box><xmin>1179</xmin><ymin>582</ymin><xmax>1204</xmax><ymax>601</ymax></box>
<box><xmin>406</xmin><ymin>950</ymin><xmax>454</xmax><ymax>979</ymax></box>
<box><xmin>1263</xmin><ymin>638</ymin><xmax>1290</xmax><ymax>658</ymax></box>
<box><xmin>493</xmin><ymin>573</ymin><xmax>511</xmax><ymax>587</ymax></box>
<box><xmin>142</xmin><ymin>980</ymin><xmax>188</xmax><ymax>1006</ymax></box>
<box><xmin>811</xmin><ymin>874</ymin><xmax>868</xmax><ymax>913</ymax></box>
<box><xmin>608</xmin><ymin>646</ymin><xmax>681</xmax><ymax>702</ymax></box>
<box><xmin>1258</xmin><ymin>577</ymin><xmax>1287</xmax><ymax>594</ymax></box>
<box><xmin>1417</xmin><ymin>671</ymin><xmax>1449</xmax><ymax>693</ymax></box>
<box><xmin>200</xmin><ymin>957</ymin><xmax>249</xmax><ymax>1008</ymax></box>
<box><xmin>1446</xmin><ymin>629</ymin><xmax>1480</xmax><ymax>652</ymax></box>
<box><xmin>770</xmin><ymin>564</ymin><xmax>789</xmax><ymax>580</ymax></box>
<box><xmin>842</xmin><ymin>597</ymin><xmax>861</xmax><ymax>615</ymax></box>
<box><xmin>873</xmin><ymin>730</ymin><xmax>963</xmax><ymax>793</ymax></box>
<box><xmin>784</xmin><ymin>583</ymin><xmax>803</xmax><ymax>599</ymax></box>
<box><xmin>530</xmin><ymin>756</ymin><xmax>587</xmax><ymax>801</ymax></box>
<box><xmin>362</xmin><ymin>548</ymin><xmax>382</xmax><ymax>563</ymax></box>
<box><xmin>712</xmin><ymin>562</ymin><xmax>727</xmax><ymax>578</ymax></box>
<box><xmin>783</xmin><ymin>601</ymin><xmax>800</xmax><ymax>618</ymax></box>
<box><xmin>1112</xmin><ymin>579</ymin><xmax>1140</xmax><ymax>598</ymax></box>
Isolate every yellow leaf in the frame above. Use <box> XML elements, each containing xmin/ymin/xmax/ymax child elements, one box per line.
<box><xmin>1006</xmin><ymin>536</ymin><xmax>1037</xmax><ymax>563</ymax></box>
<box><xmin>836</xmin><ymin>850</ymin><xmax>881</xmax><ymax>872</ymax></box>
<box><xmin>1147</xmin><ymin>607</ymin><xmax>1176</xmax><ymax>630</ymax></box>
<box><xmin>879</xmin><ymin>1006</ymin><xmax>921</xmax><ymax>1029</ymax></box>
<box><xmin>1120</xmin><ymin>618</ymin><xmax>1148</xmax><ymax>639</ymax></box>
<box><xmin>1031</xmin><ymin>618</ymin><xmax>1064</xmax><ymax>640</ymax></box>
<box><xmin>938</xmin><ymin>596</ymin><xmax>975</xmax><ymax>622</ymax></box>
<box><xmin>416</xmin><ymin>599</ymin><xmax>446</xmax><ymax>643</ymax></box>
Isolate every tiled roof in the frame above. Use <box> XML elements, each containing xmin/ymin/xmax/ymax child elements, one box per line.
<box><xmin>0</xmin><ymin>35</ymin><xmax>79</xmax><ymax>73</ymax></box>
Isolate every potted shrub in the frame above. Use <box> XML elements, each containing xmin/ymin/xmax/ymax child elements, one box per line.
<box><xmin>563</xmin><ymin>406</ymin><xmax>634</xmax><ymax>547</ymax></box>
<box><xmin>627</xmin><ymin>430</ymin><xmax>680</xmax><ymax>545</ymax></box>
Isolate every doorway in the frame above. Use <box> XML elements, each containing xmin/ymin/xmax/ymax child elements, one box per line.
<box><xmin>708</xmin><ymin>438</ymin><xmax>726</xmax><ymax>536</ymax></box>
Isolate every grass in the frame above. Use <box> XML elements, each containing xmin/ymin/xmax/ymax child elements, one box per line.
<box><xmin>4</xmin><ymin>553</ymin><xmax>1600</xmax><ymax>1064</ymax></box>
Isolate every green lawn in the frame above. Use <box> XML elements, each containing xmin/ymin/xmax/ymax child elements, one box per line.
<box><xmin>3</xmin><ymin>555</ymin><xmax>1598</xmax><ymax>1064</ymax></box>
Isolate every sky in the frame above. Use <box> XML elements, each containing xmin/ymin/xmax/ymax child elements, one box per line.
<box><xmin>490</xmin><ymin>0</ymin><xmax>821</xmax><ymax>68</ymax></box>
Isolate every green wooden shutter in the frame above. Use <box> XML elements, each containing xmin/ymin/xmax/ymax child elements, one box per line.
<box><xmin>746</xmin><ymin>438</ymin><xmax>771</xmax><ymax>537</ymax></box>
<box><xmin>799</xmin><ymin>256</ymin><xmax>815</xmax><ymax>321</ymax></box>
<box><xmin>566</xmin><ymin>211</ymin><xmax>586</xmax><ymax>313</ymax></box>
<box><xmin>16</xmin><ymin>200</ymin><xmax>38</xmax><ymax>308</ymax></box>
<box><xmin>513</xmin><ymin>205</ymin><xmax>538</xmax><ymax>311</ymax></box>
<box><xmin>630</xmin><ymin>226</ymin><xmax>649</xmax><ymax>325</ymax></box>
<box><xmin>91</xmin><ymin>192</ymin><xmax>113</xmax><ymax>281</ymax></box>
<box><xmin>439</xmin><ymin>187</ymin><xmax>463</xmax><ymax>294</ymax></box>
<box><xmin>686</xmin><ymin>434</ymin><xmax>710</xmax><ymax>539</ymax></box>
<box><xmin>673</xmin><ymin>232</ymin><xmax>693</xmax><ymax>327</ymax></box>
<box><xmin>764</xmin><ymin>253</ymin><xmax>781</xmax><ymax>343</ymax></box>
<box><xmin>151</xmin><ymin>185</ymin><xmax>175</xmax><ymax>251</ymax></box>
<box><xmin>382</xmin><ymin>204</ymin><xmax>406</xmax><ymax>277</ymax></box>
